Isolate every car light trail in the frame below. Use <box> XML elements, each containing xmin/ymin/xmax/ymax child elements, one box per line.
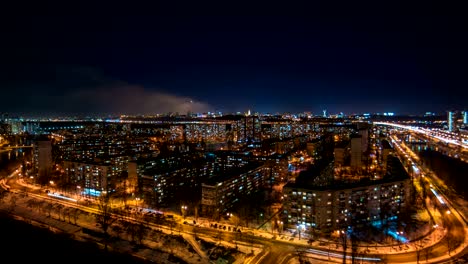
<box><xmin>48</xmin><ymin>193</ymin><xmax>77</xmax><ymax>202</ymax></box>
<box><xmin>305</xmin><ymin>248</ymin><xmax>381</xmax><ymax>262</ymax></box>
<box><xmin>430</xmin><ymin>188</ymin><xmax>445</xmax><ymax>205</ymax></box>
<box><xmin>387</xmin><ymin>230</ymin><xmax>409</xmax><ymax>243</ymax></box>
<box><xmin>374</xmin><ymin>122</ymin><xmax>468</xmax><ymax>149</ymax></box>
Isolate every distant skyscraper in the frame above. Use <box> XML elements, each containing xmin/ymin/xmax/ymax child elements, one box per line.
<box><xmin>447</xmin><ymin>110</ymin><xmax>458</xmax><ymax>132</ymax></box>
<box><xmin>463</xmin><ymin>111</ymin><xmax>468</xmax><ymax>125</ymax></box>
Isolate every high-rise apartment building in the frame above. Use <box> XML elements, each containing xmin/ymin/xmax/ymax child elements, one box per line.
<box><xmin>447</xmin><ymin>110</ymin><xmax>458</xmax><ymax>132</ymax></box>
<box><xmin>201</xmin><ymin>163</ymin><xmax>268</xmax><ymax>218</ymax></box>
<box><xmin>282</xmin><ymin>155</ymin><xmax>410</xmax><ymax>233</ymax></box>
<box><xmin>358</xmin><ymin>128</ymin><xmax>368</xmax><ymax>152</ymax></box>
<box><xmin>33</xmin><ymin>140</ymin><xmax>53</xmax><ymax>183</ymax></box>
<box><xmin>350</xmin><ymin>134</ymin><xmax>362</xmax><ymax>170</ymax></box>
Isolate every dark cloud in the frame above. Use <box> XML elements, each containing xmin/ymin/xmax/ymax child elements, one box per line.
<box><xmin>0</xmin><ymin>67</ymin><xmax>211</xmax><ymax>116</ymax></box>
<box><xmin>67</xmin><ymin>84</ymin><xmax>210</xmax><ymax>115</ymax></box>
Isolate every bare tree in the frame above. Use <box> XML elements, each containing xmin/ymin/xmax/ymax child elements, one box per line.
<box><xmin>151</xmin><ymin>228</ymin><xmax>163</xmax><ymax>242</ymax></box>
<box><xmin>168</xmin><ymin>219</ymin><xmax>175</xmax><ymax>235</ymax></box>
<box><xmin>36</xmin><ymin>200</ymin><xmax>45</xmax><ymax>214</ymax></box>
<box><xmin>163</xmin><ymin>236</ymin><xmax>176</xmax><ymax>254</ymax></box>
<box><xmin>0</xmin><ymin>190</ymin><xmax>8</xmax><ymax>202</ymax></box>
<box><xmin>339</xmin><ymin>230</ymin><xmax>348</xmax><ymax>264</ymax></box>
<box><xmin>111</xmin><ymin>224</ymin><xmax>124</xmax><ymax>240</ymax></box>
<box><xmin>414</xmin><ymin>238</ymin><xmax>424</xmax><ymax>263</ymax></box>
<box><xmin>26</xmin><ymin>198</ymin><xmax>37</xmax><ymax>210</ymax></box>
<box><xmin>445</xmin><ymin>230</ymin><xmax>455</xmax><ymax>256</ymax></box>
<box><xmin>95</xmin><ymin>192</ymin><xmax>117</xmax><ymax>250</ymax></box>
<box><xmin>296</xmin><ymin>249</ymin><xmax>306</xmax><ymax>264</ymax></box>
<box><xmin>123</xmin><ymin>221</ymin><xmax>149</xmax><ymax>246</ymax></box>
<box><xmin>95</xmin><ymin>193</ymin><xmax>115</xmax><ymax>233</ymax></box>
<box><xmin>126</xmin><ymin>222</ymin><xmax>137</xmax><ymax>243</ymax></box>
<box><xmin>8</xmin><ymin>195</ymin><xmax>17</xmax><ymax>212</ymax></box>
<box><xmin>44</xmin><ymin>203</ymin><xmax>53</xmax><ymax>217</ymax></box>
<box><xmin>70</xmin><ymin>208</ymin><xmax>80</xmax><ymax>225</ymax></box>
<box><xmin>63</xmin><ymin>208</ymin><xmax>71</xmax><ymax>223</ymax></box>
<box><xmin>54</xmin><ymin>203</ymin><xmax>64</xmax><ymax>220</ymax></box>
<box><xmin>192</xmin><ymin>200</ymin><xmax>200</xmax><ymax>221</ymax></box>
<box><xmin>134</xmin><ymin>223</ymin><xmax>149</xmax><ymax>246</ymax></box>
<box><xmin>19</xmin><ymin>188</ymin><xmax>28</xmax><ymax>198</ymax></box>
<box><xmin>112</xmin><ymin>171</ymin><xmax>130</xmax><ymax>209</ymax></box>
<box><xmin>350</xmin><ymin>233</ymin><xmax>360</xmax><ymax>264</ymax></box>
<box><xmin>424</xmin><ymin>247</ymin><xmax>431</xmax><ymax>263</ymax></box>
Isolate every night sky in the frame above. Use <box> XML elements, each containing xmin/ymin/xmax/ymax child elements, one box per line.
<box><xmin>1</xmin><ymin>2</ymin><xmax>467</xmax><ymax>116</ymax></box>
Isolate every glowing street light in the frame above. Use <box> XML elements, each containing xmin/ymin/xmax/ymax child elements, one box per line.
<box><xmin>297</xmin><ymin>224</ymin><xmax>305</xmax><ymax>240</ymax></box>
<box><xmin>277</xmin><ymin>220</ymin><xmax>284</xmax><ymax>233</ymax></box>
<box><xmin>181</xmin><ymin>205</ymin><xmax>188</xmax><ymax>219</ymax></box>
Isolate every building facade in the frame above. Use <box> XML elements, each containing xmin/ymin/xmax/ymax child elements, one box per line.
<box><xmin>282</xmin><ymin>155</ymin><xmax>410</xmax><ymax>234</ymax></box>
<box><xmin>201</xmin><ymin>164</ymin><xmax>269</xmax><ymax>219</ymax></box>
<box><xmin>33</xmin><ymin>140</ymin><xmax>53</xmax><ymax>183</ymax></box>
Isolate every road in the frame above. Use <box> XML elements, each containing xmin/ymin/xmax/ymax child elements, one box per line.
<box><xmin>376</xmin><ymin>122</ymin><xmax>468</xmax><ymax>162</ymax></box>
<box><xmin>2</xmin><ymin>162</ymin><xmax>468</xmax><ymax>263</ymax></box>
<box><xmin>387</xmin><ymin>130</ymin><xmax>468</xmax><ymax>263</ymax></box>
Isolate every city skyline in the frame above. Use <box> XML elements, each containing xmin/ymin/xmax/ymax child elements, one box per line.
<box><xmin>1</xmin><ymin>2</ymin><xmax>467</xmax><ymax>115</ymax></box>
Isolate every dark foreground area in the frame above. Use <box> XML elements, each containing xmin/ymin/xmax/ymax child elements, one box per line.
<box><xmin>0</xmin><ymin>212</ymin><xmax>153</xmax><ymax>264</ymax></box>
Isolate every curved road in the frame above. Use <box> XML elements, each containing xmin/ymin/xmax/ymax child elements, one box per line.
<box><xmin>2</xmin><ymin>166</ymin><xmax>468</xmax><ymax>264</ymax></box>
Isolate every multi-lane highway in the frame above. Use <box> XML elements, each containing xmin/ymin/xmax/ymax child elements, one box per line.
<box><xmin>375</xmin><ymin>122</ymin><xmax>468</xmax><ymax>162</ymax></box>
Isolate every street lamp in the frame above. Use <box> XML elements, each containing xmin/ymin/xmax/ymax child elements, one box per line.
<box><xmin>277</xmin><ymin>220</ymin><xmax>283</xmax><ymax>234</ymax></box>
<box><xmin>396</xmin><ymin>231</ymin><xmax>404</xmax><ymax>247</ymax></box>
<box><xmin>297</xmin><ymin>224</ymin><xmax>305</xmax><ymax>240</ymax></box>
<box><xmin>76</xmin><ymin>185</ymin><xmax>81</xmax><ymax>200</ymax></box>
<box><xmin>181</xmin><ymin>205</ymin><xmax>188</xmax><ymax>219</ymax></box>
<box><xmin>432</xmin><ymin>225</ymin><xmax>439</xmax><ymax>243</ymax></box>
<box><xmin>50</xmin><ymin>181</ymin><xmax>55</xmax><ymax>192</ymax></box>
